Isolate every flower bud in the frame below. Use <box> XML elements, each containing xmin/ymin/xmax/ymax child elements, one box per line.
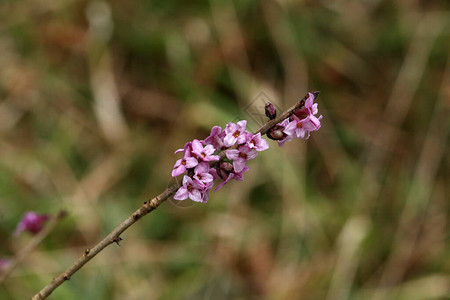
<box><xmin>15</xmin><ymin>212</ymin><xmax>49</xmax><ymax>235</ymax></box>
<box><xmin>218</xmin><ymin>162</ymin><xmax>233</xmax><ymax>180</ymax></box>
<box><xmin>267</xmin><ymin>125</ymin><xmax>286</xmax><ymax>140</ymax></box>
<box><xmin>218</xmin><ymin>168</ymin><xmax>228</xmax><ymax>180</ymax></box>
<box><xmin>265</xmin><ymin>102</ymin><xmax>277</xmax><ymax>120</ymax></box>
<box><xmin>220</xmin><ymin>162</ymin><xmax>233</xmax><ymax>172</ymax></box>
<box><xmin>293</xmin><ymin>107</ymin><xmax>309</xmax><ymax>119</ymax></box>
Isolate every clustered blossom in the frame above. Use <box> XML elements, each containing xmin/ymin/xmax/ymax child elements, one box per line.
<box><xmin>271</xmin><ymin>92</ymin><xmax>323</xmax><ymax>146</ymax></box>
<box><xmin>15</xmin><ymin>211</ymin><xmax>49</xmax><ymax>235</ymax></box>
<box><xmin>171</xmin><ymin>92</ymin><xmax>322</xmax><ymax>203</ymax></box>
<box><xmin>172</xmin><ymin>120</ymin><xmax>268</xmax><ymax>203</ymax></box>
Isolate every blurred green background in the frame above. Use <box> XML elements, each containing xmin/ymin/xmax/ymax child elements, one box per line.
<box><xmin>0</xmin><ymin>0</ymin><xmax>449</xmax><ymax>299</ymax></box>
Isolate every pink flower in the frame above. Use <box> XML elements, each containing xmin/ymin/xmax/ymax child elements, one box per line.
<box><xmin>285</xmin><ymin>114</ymin><xmax>322</xmax><ymax>140</ymax></box>
<box><xmin>172</xmin><ymin>143</ymin><xmax>199</xmax><ymax>177</ymax></box>
<box><xmin>191</xmin><ymin>139</ymin><xmax>220</xmax><ymax>162</ymax></box>
<box><xmin>203</xmin><ymin>126</ymin><xmax>226</xmax><ymax>150</ymax></box>
<box><xmin>174</xmin><ymin>175</ymin><xmax>205</xmax><ymax>202</ymax></box>
<box><xmin>246</xmin><ymin>132</ymin><xmax>269</xmax><ymax>151</ymax></box>
<box><xmin>226</xmin><ymin>145</ymin><xmax>258</xmax><ymax>173</ymax></box>
<box><xmin>193</xmin><ymin>162</ymin><xmax>214</xmax><ymax>187</ymax></box>
<box><xmin>224</xmin><ymin>120</ymin><xmax>248</xmax><ymax>147</ymax></box>
<box><xmin>279</xmin><ymin>92</ymin><xmax>323</xmax><ymax>144</ymax></box>
<box><xmin>305</xmin><ymin>92</ymin><xmax>319</xmax><ymax>115</ymax></box>
<box><xmin>15</xmin><ymin>211</ymin><xmax>49</xmax><ymax>235</ymax></box>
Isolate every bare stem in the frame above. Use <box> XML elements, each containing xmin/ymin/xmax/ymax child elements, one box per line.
<box><xmin>31</xmin><ymin>95</ymin><xmax>308</xmax><ymax>300</ymax></box>
<box><xmin>0</xmin><ymin>210</ymin><xmax>67</xmax><ymax>283</ymax></box>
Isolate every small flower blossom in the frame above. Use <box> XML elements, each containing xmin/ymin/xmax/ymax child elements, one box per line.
<box><xmin>224</xmin><ymin>120</ymin><xmax>247</xmax><ymax>147</ymax></box>
<box><xmin>302</xmin><ymin>115</ymin><xmax>322</xmax><ymax>137</ymax></box>
<box><xmin>172</xmin><ymin>143</ymin><xmax>199</xmax><ymax>177</ymax></box>
<box><xmin>15</xmin><ymin>211</ymin><xmax>49</xmax><ymax>235</ymax></box>
<box><xmin>286</xmin><ymin>112</ymin><xmax>322</xmax><ymax>140</ymax></box>
<box><xmin>203</xmin><ymin>126</ymin><xmax>226</xmax><ymax>150</ymax></box>
<box><xmin>226</xmin><ymin>145</ymin><xmax>258</xmax><ymax>173</ymax></box>
<box><xmin>305</xmin><ymin>92</ymin><xmax>319</xmax><ymax>115</ymax></box>
<box><xmin>246</xmin><ymin>132</ymin><xmax>269</xmax><ymax>151</ymax></box>
<box><xmin>278</xmin><ymin>92</ymin><xmax>322</xmax><ymax>144</ymax></box>
<box><xmin>191</xmin><ymin>139</ymin><xmax>220</xmax><ymax>162</ymax></box>
<box><xmin>193</xmin><ymin>162</ymin><xmax>214</xmax><ymax>187</ymax></box>
<box><xmin>174</xmin><ymin>175</ymin><xmax>205</xmax><ymax>203</ymax></box>
<box><xmin>283</xmin><ymin>115</ymin><xmax>311</xmax><ymax>139</ymax></box>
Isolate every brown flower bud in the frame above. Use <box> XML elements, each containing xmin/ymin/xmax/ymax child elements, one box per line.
<box><xmin>293</xmin><ymin>107</ymin><xmax>309</xmax><ymax>119</ymax></box>
<box><xmin>267</xmin><ymin>125</ymin><xmax>286</xmax><ymax>140</ymax></box>
<box><xmin>265</xmin><ymin>102</ymin><xmax>277</xmax><ymax>120</ymax></box>
<box><xmin>220</xmin><ymin>162</ymin><xmax>233</xmax><ymax>172</ymax></box>
<box><xmin>218</xmin><ymin>162</ymin><xmax>233</xmax><ymax>180</ymax></box>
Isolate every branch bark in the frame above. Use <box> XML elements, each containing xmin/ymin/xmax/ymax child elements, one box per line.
<box><xmin>31</xmin><ymin>95</ymin><xmax>308</xmax><ymax>300</ymax></box>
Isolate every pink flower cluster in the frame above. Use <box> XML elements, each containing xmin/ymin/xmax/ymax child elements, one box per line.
<box><xmin>171</xmin><ymin>120</ymin><xmax>269</xmax><ymax>203</ymax></box>
<box><xmin>274</xmin><ymin>92</ymin><xmax>323</xmax><ymax>146</ymax></box>
<box><xmin>171</xmin><ymin>91</ymin><xmax>322</xmax><ymax>203</ymax></box>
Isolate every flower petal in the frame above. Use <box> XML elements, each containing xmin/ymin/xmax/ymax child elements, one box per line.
<box><xmin>224</xmin><ymin>134</ymin><xmax>237</xmax><ymax>147</ymax></box>
<box><xmin>215</xmin><ymin>173</ymin><xmax>235</xmax><ymax>191</ymax></box>
<box><xmin>191</xmin><ymin>139</ymin><xmax>203</xmax><ymax>153</ymax></box>
<box><xmin>237</xmin><ymin>120</ymin><xmax>247</xmax><ymax>129</ymax></box>
<box><xmin>226</xmin><ymin>149</ymin><xmax>240</xmax><ymax>160</ymax></box>
<box><xmin>233</xmin><ymin>159</ymin><xmax>246</xmax><ymax>173</ymax></box>
<box><xmin>185</xmin><ymin>157</ymin><xmax>199</xmax><ymax>168</ymax></box>
<box><xmin>246</xmin><ymin>150</ymin><xmax>258</xmax><ymax>160</ymax></box>
<box><xmin>194</xmin><ymin>162</ymin><xmax>209</xmax><ymax>174</ymax></box>
<box><xmin>171</xmin><ymin>165</ymin><xmax>186</xmax><ymax>177</ymax></box>
<box><xmin>257</xmin><ymin>138</ymin><xmax>269</xmax><ymax>151</ymax></box>
<box><xmin>203</xmin><ymin>144</ymin><xmax>216</xmax><ymax>155</ymax></box>
<box><xmin>284</xmin><ymin>120</ymin><xmax>298</xmax><ymax>136</ymax></box>
<box><xmin>182</xmin><ymin>175</ymin><xmax>192</xmax><ymax>186</ymax></box>
<box><xmin>174</xmin><ymin>187</ymin><xmax>189</xmax><ymax>200</ymax></box>
<box><xmin>189</xmin><ymin>189</ymin><xmax>203</xmax><ymax>202</ymax></box>
<box><xmin>305</xmin><ymin>92</ymin><xmax>314</xmax><ymax>109</ymax></box>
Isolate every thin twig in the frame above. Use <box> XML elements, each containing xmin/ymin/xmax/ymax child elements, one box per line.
<box><xmin>0</xmin><ymin>210</ymin><xmax>67</xmax><ymax>283</ymax></box>
<box><xmin>31</xmin><ymin>95</ymin><xmax>308</xmax><ymax>300</ymax></box>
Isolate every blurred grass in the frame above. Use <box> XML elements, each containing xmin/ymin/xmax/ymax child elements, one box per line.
<box><xmin>0</xmin><ymin>0</ymin><xmax>449</xmax><ymax>299</ymax></box>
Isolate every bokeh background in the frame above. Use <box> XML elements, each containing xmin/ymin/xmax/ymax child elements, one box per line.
<box><xmin>0</xmin><ymin>0</ymin><xmax>449</xmax><ymax>299</ymax></box>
